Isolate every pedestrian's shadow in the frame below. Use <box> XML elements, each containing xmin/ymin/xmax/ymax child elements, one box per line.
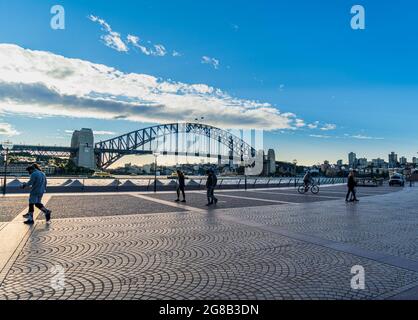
<box><xmin>36</xmin><ymin>221</ymin><xmax>51</xmax><ymax>232</ymax></box>
<box><xmin>345</xmin><ymin>202</ymin><xmax>359</xmax><ymax>213</ymax></box>
<box><xmin>344</xmin><ymin>201</ymin><xmax>362</xmax><ymax>227</ymax></box>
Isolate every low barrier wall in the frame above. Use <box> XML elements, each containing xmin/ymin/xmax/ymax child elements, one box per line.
<box><xmin>2</xmin><ymin>177</ymin><xmax>348</xmax><ymax>194</ymax></box>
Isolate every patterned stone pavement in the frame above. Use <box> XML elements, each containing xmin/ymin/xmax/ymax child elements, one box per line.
<box><xmin>42</xmin><ymin>194</ymin><xmax>186</xmax><ymax>219</ymax></box>
<box><xmin>0</xmin><ymin>185</ymin><xmax>417</xmax><ymax>300</ymax></box>
<box><xmin>223</xmin><ymin>187</ymin><xmax>418</xmax><ymax>262</ymax></box>
<box><xmin>147</xmin><ymin>192</ymin><xmax>281</xmax><ymax>209</ymax></box>
<box><xmin>0</xmin><ymin>197</ymin><xmax>28</xmax><ymax>222</ymax></box>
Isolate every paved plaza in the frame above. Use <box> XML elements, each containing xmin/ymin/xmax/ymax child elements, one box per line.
<box><xmin>0</xmin><ymin>184</ymin><xmax>418</xmax><ymax>300</ymax></box>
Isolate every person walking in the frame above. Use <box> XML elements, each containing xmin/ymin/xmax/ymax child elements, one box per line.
<box><xmin>212</xmin><ymin>170</ymin><xmax>218</xmax><ymax>204</ymax></box>
<box><xmin>175</xmin><ymin>170</ymin><xmax>186</xmax><ymax>203</ymax></box>
<box><xmin>21</xmin><ymin>164</ymin><xmax>52</xmax><ymax>224</ymax></box>
<box><xmin>346</xmin><ymin>170</ymin><xmax>359</xmax><ymax>202</ymax></box>
<box><xmin>205</xmin><ymin>170</ymin><xmax>218</xmax><ymax>206</ymax></box>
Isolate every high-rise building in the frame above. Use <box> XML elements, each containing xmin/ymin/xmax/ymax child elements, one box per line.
<box><xmin>372</xmin><ymin>158</ymin><xmax>385</xmax><ymax>168</ymax></box>
<box><xmin>357</xmin><ymin>158</ymin><xmax>368</xmax><ymax>168</ymax></box>
<box><xmin>412</xmin><ymin>157</ymin><xmax>417</xmax><ymax>165</ymax></box>
<box><xmin>320</xmin><ymin>160</ymin><xmax>330</xmax><ymax>173</ymax></box>
<box><xmin>262</xmin><ymin>149</ymin><xmax>276</xmax><ymax>176</ymax></box>
<box><xmin>399</xmin><ymin>156</ymin><xmax>407</xmax><ymax>165</ymax></box>
<box><xmin>348</xmin><ymin>152</ymin><xmax>356</xmax><ymax>169</ymax></box>
<box><xmin>388</xmin><ymin>152</ymin><xmax>398</xmax><ymax>167</ymax></box>
<box><xmin>267</xmin><ymin>149</ymin><xmax>276</xmax><ymax>175</ymax></box>
<box><xmin>336</xmin><ymin>160</ymin><xmax>343</xmax><ymax>167</ymax></box>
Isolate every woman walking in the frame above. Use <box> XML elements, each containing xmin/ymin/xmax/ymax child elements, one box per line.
<box><xmin>22</xmin><ymin>164</ymin><xmax>52</xmax><ymax>224</ymax></box>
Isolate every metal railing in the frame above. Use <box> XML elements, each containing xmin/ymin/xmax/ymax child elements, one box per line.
<box><xmin>1</xmin><ymin>176</ymin><xmax>348</xmax><ymax>194</ymax></box>
<box><xmin>2</xmin><ymin>176</ymin><xmax>347</xmax><ymax>193</ymax></box>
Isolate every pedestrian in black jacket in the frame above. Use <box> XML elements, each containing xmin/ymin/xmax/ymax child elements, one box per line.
<box><xmin>206</xmin><ymin>170</ymin><xmax>218</xmax><ymax>206</ymax></box>
<box><xmin>175</xmin><ymin>170</ymin><xmax>186</xmax><ymax>202</ymax></box>
<box><xmin>346</xmin><ymin>171</ymin><xmax>359</xmax><ymax>202</ymax></box>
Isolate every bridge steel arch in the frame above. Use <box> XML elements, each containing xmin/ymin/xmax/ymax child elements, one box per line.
<box><xmin>95</xmin><ymin>122</ymin><xmax>257</xmax><ymax>169</ymax></box>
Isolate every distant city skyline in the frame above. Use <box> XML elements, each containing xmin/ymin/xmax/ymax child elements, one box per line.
<box><xmin>110</xmin><ymin>148</ymin><xmax>418</xmax><ymax>168</ymax></box>
<box><xmin>1</xmin><ymin>1</ymin><xmax>418</xmax><ymax>166</ymax></box>
<box><xmin>345</xmin><ymin>151</ymin><xmax>417</xmax><ymax>164</ymax></box>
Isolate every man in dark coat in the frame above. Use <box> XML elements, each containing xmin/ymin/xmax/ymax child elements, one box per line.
<box><xmin>175</xmin><ymin>170</ymin><xmax>186</xmax><ymax>202</ymax></box>
<box><xmin>346</xmin><ymin>171</ymin><xmax>359</xmax><ymax>202</ymax></box>
<box><xmin>206</xmin><ymin>170</ymin><xmax>218</xmax><ymax>206</ymax></box>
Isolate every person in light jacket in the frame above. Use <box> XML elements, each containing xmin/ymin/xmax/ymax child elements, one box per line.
<box><xmin>22</xmin><ymin>164</ymin><xmax>52</xmax><ymax>224</ymax></box>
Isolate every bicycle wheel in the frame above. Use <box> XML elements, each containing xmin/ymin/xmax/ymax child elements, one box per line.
<box><xmin>311</xmin><ymin>185</ymin><xmax>319</xmax><ymax>194</ymax></box>
<box><xmin>298</xmin><ymin>185</ymin><xmax>306</xmax><ymax>194</ymax></box>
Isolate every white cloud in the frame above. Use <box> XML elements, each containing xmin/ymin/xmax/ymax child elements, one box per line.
<box><xmin>172</xmin><ymin>51</ymin><xmax>182</xmax><ymax>57</ymax></box>
<box><xmin>153</xmin><ymin>44</ymin><xmax>167</xmax><ymax>57</ymax></box>
<box><xmin>126</xmin><ymin>34</ymin><xmax>140</xmax><ymax>45</ymax></box>
<box><xmin>65</xmin><ymin>129</ymin><xmax>116</xmax><ymax>136</ymax></box>
<box><xmin>88</xmin><ymin>16</ymin><xmax>173</xmax><ymax>58</ymax></box>
<box><xmin>281</xmin><ymin>112</ymin><xmax>296</xmax><ymax>118</ymax></box>
<box><xmin>94</xmin><ymin>130</ymin><xmax>117</xmax><ymax>135</ymax></box>
<box><xmin>309</xmin><ymin>133</ymin><xmax>384</xmax><ymax>140</ymax></box>
<box><xmin>0</xmin><ymin>122</ymin><xmax>20</xmax><ymax>136</ymax></box>
<box><xmin>309</xmin><ymin>134</ymin><xmax>331</xmax><ymax>139</ymax></box>
<box><xmin>307</xmin><ymin>121</ymin><xmax>319</xmax><ymax>129</ymax></box>
<box><xmin>127</xmin><ymin>34</ymin><xmax>151</xmax><ymax>55</ymax></box>
<box><xmin>201</xmin><ymin>56</ymin><xmax>220</xmax><ymax>69</ymax></box>
<box><xmin>88</xmin><ymin>15</ymin><xmax>128</xmax><ymax>52</ymax></box>
<box><xmin>126</xmin><ymin>34</ymin><xmax>169</xmax><ymax>57</ymax></box>
<box><xmin>127</xmin><ymin>34</ymin><xmax>169</xmax><ymax>57</ymax></box>
<box><xmin>320</xmin><ymin>123</ymin><xmax>337</xmax><ymax>131</ymax></box>
<box><xmin>349</xmin><ymin>134</ymin><xmax>384</xmax><ymax>140</ymax></box>
<box><xmin>0</xmin><ymin>44</ymin><xmax>302</xmax><ymax>131</ymax></box>
<box><xmin>295</xmin><ymin>119</ymin><xmax>306</xmax><ymax>128</ymax></box>
<box><xmin>306</xmin><ymin>121</ymin><xmax>337</xmax><ymax>131</ymax></box>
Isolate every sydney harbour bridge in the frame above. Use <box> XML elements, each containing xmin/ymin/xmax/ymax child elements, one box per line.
<box><xmin>0</xmin><ymin>122</ymin><xmax>261</xmax><ymax>170</ymax></box>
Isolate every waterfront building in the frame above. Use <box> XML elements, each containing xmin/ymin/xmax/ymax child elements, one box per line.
<box><xmin>348</xmin><ymin>152</ymin><xmax>357</xmax><ymax>169</ymax></box>
<box><xmin>262</xmin><ymin>149</ymin><xmax>276</xmax><ymax>176</ymax></box>
<box><xmin>388</xmin><ymin>152</ymin><xmax>398</xmax><ymax>168</ymax></box>
<box><xmin>372</xmin><ymin>158</ymin><xmax>386</xmax><ymax>168</ymax></box>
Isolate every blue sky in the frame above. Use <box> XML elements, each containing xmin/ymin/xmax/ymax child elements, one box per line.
<box><xmin>0</xmin><ymin>0</ymin><xmax>417</xmax><ymax>165</ymax></box>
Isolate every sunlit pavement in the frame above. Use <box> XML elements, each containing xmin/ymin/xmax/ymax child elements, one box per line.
<box><xmin>1</xmin><ymin>184</ymin><xmax>417</xmax><ymax>300</ymax></box>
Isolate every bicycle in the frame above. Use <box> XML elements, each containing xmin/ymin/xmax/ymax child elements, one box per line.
<box><xmin>297</xmin><ymin>182</ymin><xmax>319</xmax><ymax>194</ymax></box>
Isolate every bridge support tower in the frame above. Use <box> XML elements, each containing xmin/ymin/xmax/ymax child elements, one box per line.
<box><xmin>71</xmin><ymin>128</ymin><xmax>96</xmax><ymax>169</ymax></box>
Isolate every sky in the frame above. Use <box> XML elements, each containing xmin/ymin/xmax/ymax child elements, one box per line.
<box><xmin>0</xmin><ymin>0</ymin><xmax>417</xmax><ymax>166</ymax></box>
